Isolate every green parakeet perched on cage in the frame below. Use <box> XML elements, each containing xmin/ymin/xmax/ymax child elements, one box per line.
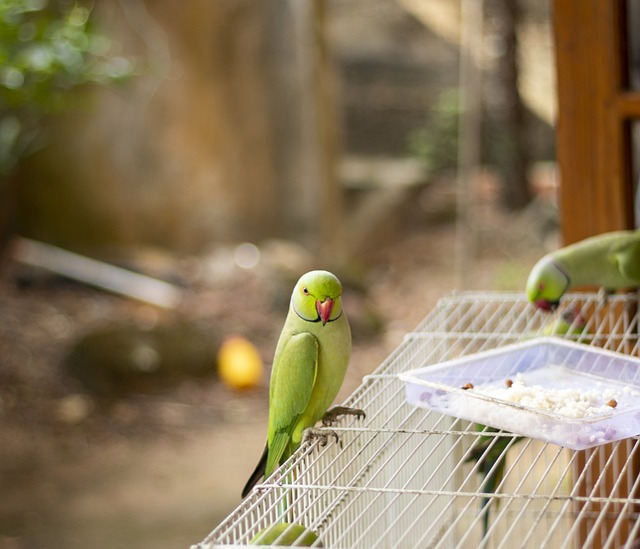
<box><xmin>242</xmin><ymin>270</ymin><xmax>364</xmax><ymax>498</ymax></box>
<box><xmin>526</xmin><ymin>230</ymin><xmax>640</xmax><ymax>311</ymax></box>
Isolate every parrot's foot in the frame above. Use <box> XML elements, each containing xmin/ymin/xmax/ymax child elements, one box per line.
<box><xmin>302</xmin><ymin>427</ymin><xmax>339</xmax><ymax>446</ymax></box>
<box><xmin>321</xmin><ymin>406</ymin><xmax>366</xmax><ymax>427</ymax></box>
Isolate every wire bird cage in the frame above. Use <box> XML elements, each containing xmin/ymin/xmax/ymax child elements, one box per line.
<box><xmin>194</xmin><ymin>292</ymin><xmax>640</xmax><ymax>548</ymax></box>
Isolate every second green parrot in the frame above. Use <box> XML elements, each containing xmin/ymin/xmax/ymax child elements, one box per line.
<box><xmin>539</xmin><ymin>306</ymin><xmax>588</xmax><ymax>337</ymax></box>
<box><xmin>250</xmin><ymin>523</ymin><xmax>322</xmax><ymax>546</ymax></box>
<box><xmin>526</xmin><ymin>229</ymin><xmax>640</xmax><ymax>311</ymax></box>
<box><xmin>466</xmin><ymin>425</ymin><xmax>523</xmax><ymax>537</ymax></box>
<box><xmin>242</xmin><ymin>270</ymin><xmax>361</xmax><ymax>498</ymax></box>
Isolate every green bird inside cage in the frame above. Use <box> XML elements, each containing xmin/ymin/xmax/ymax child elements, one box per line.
<box><xmin>250</xmin><ymin>522</ymin><xmax>322</xmax><ymax>546</ymax></box>
<box><xmin>465</xmin><ymin>424</ymin><xmax>524</xmax><ymax>538</ymax></box>
<box><xmin>538</xmin><ymin>305</ymin><xmax>588</xmax><ymax>338</ymax></box>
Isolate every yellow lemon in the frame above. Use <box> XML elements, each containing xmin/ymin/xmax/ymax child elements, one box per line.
<box><xmin>217</xmin><ymin>336</ymin><xmax>263</xmax><ymax>390</ymax></box>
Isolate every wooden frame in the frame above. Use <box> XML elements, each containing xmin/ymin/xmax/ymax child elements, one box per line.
<box><xmin>553</xmin><ymin>3</ymin><xmax>640</xmax><ymax>547</ymax></box>
<box><xmin>553</xmin><ymin>0</ymin><xmax>639</xmax><ymax>243</ymax></box>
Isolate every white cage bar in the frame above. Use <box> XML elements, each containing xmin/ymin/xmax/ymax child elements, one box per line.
<box><xmin>193</xmin><ymin>292</ymin><xmax>640</xmax><ymax>548</ymax></box>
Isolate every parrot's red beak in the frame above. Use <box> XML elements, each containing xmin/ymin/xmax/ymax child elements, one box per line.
<box><xmin>316</xmin><ymin>298</ymin><xmax>334</xmax><ymax>325</ymax></box>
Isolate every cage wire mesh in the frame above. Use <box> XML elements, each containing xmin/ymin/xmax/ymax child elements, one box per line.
<box><xmin>194</xmin><ymin>292</ymin><xmax>640</xmax><ymax>548</ymax></box>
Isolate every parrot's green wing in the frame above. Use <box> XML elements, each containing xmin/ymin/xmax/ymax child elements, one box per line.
<box><xmin>266</xmin><ymin>332</ymin><xmax>318</xmax><ymax>476</ymax></box>
<box><xmin>610</xmin><ymin>238</ymin><xmax>640</xmax><ymax>282</ymax></box>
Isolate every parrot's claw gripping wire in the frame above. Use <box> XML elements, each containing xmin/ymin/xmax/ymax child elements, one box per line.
<box><xmin>321</xmin><ymin>406</ymin><xmax>366</xmax><ymax>427</ymax></box>
<box><xmin>302</xmin><ymin>427</ymin><xmax>339</xmax><ymax>447</ymax></box>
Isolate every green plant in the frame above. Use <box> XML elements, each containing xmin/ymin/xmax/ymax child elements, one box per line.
<box><xmin>0</xmin><ymin>0</ymin><xmax>134</xmax><ymax>176</ymax></box>
<box><xmin>407</xmin><ymin>88</ymin><xmax>460</xmax><ymax>177</ymax></box>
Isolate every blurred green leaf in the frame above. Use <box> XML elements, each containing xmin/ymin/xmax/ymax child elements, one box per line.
<box><xmin>408</xmin><ymin>88</ymin><xmax>460</xmax><ymax>178</ymax></box>
<box><xmin>0</xmin><ymin>0</ymin><xmax>135</xmax><ymax>176</ymax></box>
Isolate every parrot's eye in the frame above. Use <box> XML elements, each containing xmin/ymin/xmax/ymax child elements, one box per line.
<box><xmin>302</xmin><ymin>287</ymin><xmax>309</xmax><ymax>295</ymax></box>
<box><xmin>538</xmin><ymin>282</ymin><xmax>545</xmax><ymax>290</ymax></box>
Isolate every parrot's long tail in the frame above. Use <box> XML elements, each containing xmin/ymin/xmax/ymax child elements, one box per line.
<box><xmin>479</xmin><ymin>461</ymin><xmax>504</xmax><ymax>538</ymax></box>
<box><xmin>242</xmin><ymin>444</ymin><xmax>268</xmax><ymax>498</ymax></box>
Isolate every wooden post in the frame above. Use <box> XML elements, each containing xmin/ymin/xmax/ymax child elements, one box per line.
<box><xmin>553</xmin><ymin>0</ymin><xmax>634</xmax><ymax>244</ymax></box>
<box><xmin>553</xmin><ymin>2</ymin><xmax>640</xmax><ymax>546</ymax></box>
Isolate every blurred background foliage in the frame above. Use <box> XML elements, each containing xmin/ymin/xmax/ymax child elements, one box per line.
<box><xmin>0</xmin><ymin>0</ymin><xmax>134</xmax><ymax>254</ymax></box>
<box><xmin>5</xmin><ymin>0</ymin><xmax>556</xmax><ymax>259</ymax></box>
<box><xmin>408</xmin><ymin>88</ymin><xmax>460</xmax><ymax>177</ymax></box>
<box><xmin>0</xmin><ymin>1</ymin><xmax>559</xmax><ymax>548</ymax></box>
<box><xmin>0</xmin><ymin>0</ymin><xmax>133</xmax><ymax>174</ymax></box>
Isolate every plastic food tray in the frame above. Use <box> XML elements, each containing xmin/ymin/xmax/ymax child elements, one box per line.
<box><xmin>399</xmin><ymin>337</ymin><xmax>640</xmax><ymax>450</ymax></box>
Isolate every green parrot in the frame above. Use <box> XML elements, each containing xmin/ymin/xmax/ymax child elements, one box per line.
<box><xmin>465</xmin><ymin>425</ymin><xmax>523</xmax><ymax>537</ymax></box>
<box><xmin>242</xmin><ymin>270</ymin><xmax>363</xmax><ymax>498</ymax></box>
<box><xmin>250</xmin><ymin>523</ymin><xmax>322</xmax><ymax>546</ymax></box>
<box><xmin>539</xmin><ymin>306</ymin><xmax>587</xmax><ymax>337</ymax></box>
<box><xmin>526</xmin><ymin>230</ymin><xmax>640</xmax><ymax>311</ymax></box>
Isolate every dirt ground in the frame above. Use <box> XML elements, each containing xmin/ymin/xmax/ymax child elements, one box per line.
<box><xmin>0</xmin><ymin>178</ymin><xmax>555</xmax><ymax>549</ymax></box>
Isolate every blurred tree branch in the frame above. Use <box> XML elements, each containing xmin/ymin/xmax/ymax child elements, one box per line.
<box><xmin>485</xmin><ymin>0</ymin><xmax>532</xmax><ymax>210</ymax></box>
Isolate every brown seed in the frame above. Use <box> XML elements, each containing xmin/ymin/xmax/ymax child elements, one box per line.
<box><xmin>607</xmin><ymin>399</ymin><xmax>618</xmax><ymax>408</ymax></box>
<box><xmin>461</xmin><ymin>382</ymin><xmax>474</xmax><ymax>390</ymax></box>
<box><xmin>505</xmin><ymin>379</ymin><xmax>513</xmax><ymax>388</ymax></box>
